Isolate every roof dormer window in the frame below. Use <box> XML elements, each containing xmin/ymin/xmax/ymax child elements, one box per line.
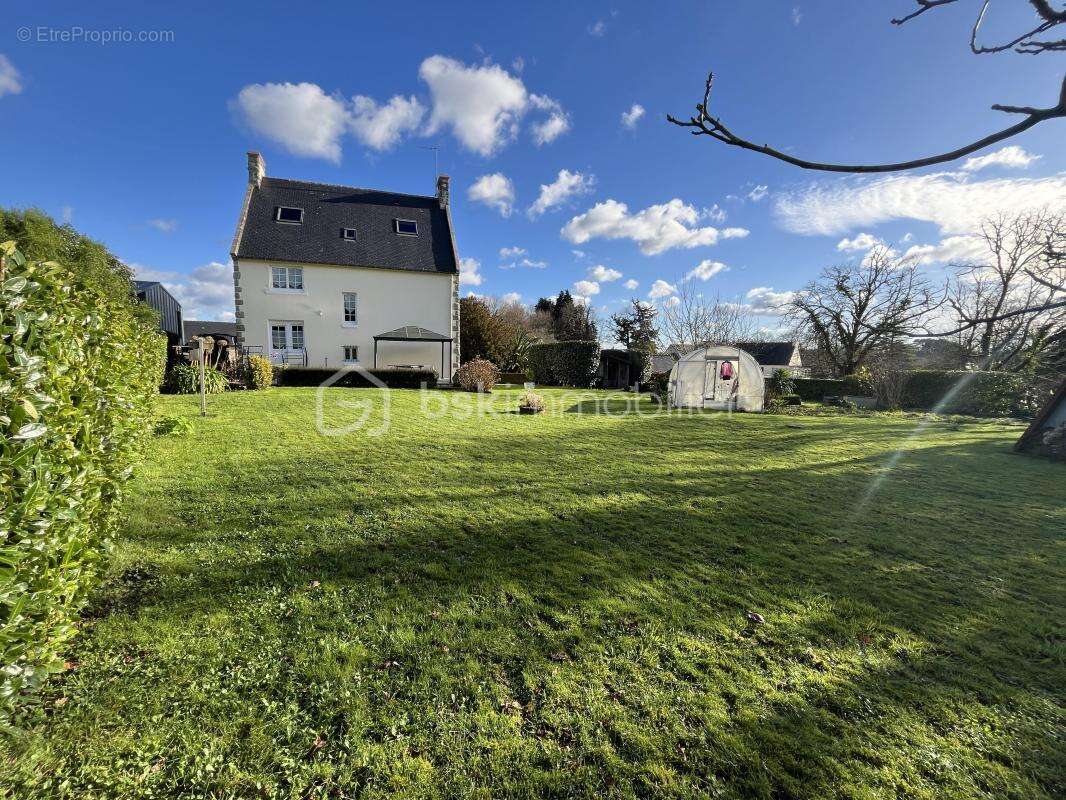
<box><xmin>341</xmin><ymin>227</ymin><xmax>357</xmax><ymax>240</ymax></box>
<box><xmin>275</xmin><ymin>206</ymin><xmax>304</xmax><ymax>224</ymax></box>
<box><xmin>394</xmin><ymin>219</ymin><xmax>418</xmax><ymax>236</ymax></box>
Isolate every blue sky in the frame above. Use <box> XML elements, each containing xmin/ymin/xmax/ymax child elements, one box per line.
<box><xmin>2</xmin><ymin>1</ymin><xmax>1063</xmax><ymax>329</ymax></box>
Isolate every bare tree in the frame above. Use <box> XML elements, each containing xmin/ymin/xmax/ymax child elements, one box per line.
<box><xmin>668</xmin><ymin>1</ymin><xmax>1065</xmax><ymax>174</ymax></box>
<box><xmin>944</xmin><ymin>210</ymin><xmax>1065</xmax><ymax>370</ymax></box>
<box><xmin>658</xmin><ymin>281</ymin><xmax>759</xmax><ymax>349</ymax></box>
<box><xmin>788</xmin><ymin>248</ymin><xmax>940</xmax><ymax>375</ymax></box>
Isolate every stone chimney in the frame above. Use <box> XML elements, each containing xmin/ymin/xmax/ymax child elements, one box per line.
<box><xmin>247</xmin><ymin>151</ymin><xmax>266</xmax><ymax>187</ymax></box>
<box><xmin>436</xmin><ymin>174</ymin><xmax>450</xmax><ymax>209</ymax></box>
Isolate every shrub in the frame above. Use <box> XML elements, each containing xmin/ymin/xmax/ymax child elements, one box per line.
<box><xmin>275</xmin><ymin>367</ymin><xmax>437</xmax><ymax>389</ymax></box>
<box><xmin>518</xmin><ymin>391</ymin><xmax>545</xmax><ymax>412</ymax></box>
<box><xmin>1</xmin><ymin>241</ymin><xmax>165</xmax><ymax>721</ymax></box>
<box><xmin>163</xmin><ymin>363</ymin><xmax>229</xmax><ymax>395</ymax></box>
<box><xmin>643</xmin><ymin>371</ymin><xmax>671</xmax><ymax>403</ymax></box>
<box><xmin>766</xmin><ymin>369</ymin><xmax>796</xmax><ymax>401</ymax></box>
<box><xmin>783</xmin><ymin>394</ymin><xmax>802</xmax><ymax>406</ymax></box>
<box><xmin>456</xmin><ymin>358</ymin><xmax>500</xmax><ymax>392</ymax></box>
<box><xmin>527</xmin><ymin>341</ymin><xmax>601</xmax><ymax>387</ymax></box>
<box><xmin>247</xmin><ymin>354</ymin><xmax>274</xmax><ymax>389</ymax></box>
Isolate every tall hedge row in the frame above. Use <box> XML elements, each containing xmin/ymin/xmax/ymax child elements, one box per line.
<box><xmin>527</xmin><ymin>341</ymin><xmax>601</xmax><ymax>387</ymax></box>
<box><xmin>793</xmin><ymin>370</ymin><xmax>1030</xmax><ymax>416</ymax></box>
<box><xmin>1</xmin><ymin>242</ymin><xmax>165</xmax><ymax>721</ymax></box>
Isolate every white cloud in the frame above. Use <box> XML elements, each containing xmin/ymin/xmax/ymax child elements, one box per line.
<box><xmin>572</xmin><ymin>249</ymin><xmax>587</xmax><ymax>259</ymax></box>
<box><xmin>135</xmin><ymin>261</ymin><xmax>235</xmax><ymax>321</ymax></box>
<box><xmin>704</xmin><ymin>204</ymin><xmax>727</xmax><ymax>223</ymax></box>
<box><xmin>349</xmin><ymin>94</ymin><xmax>424</xmax><ymax>150</ymax></box>
<box><xmin>573</xmin><ymin>279</ymin><xmax>601</xmax><ymax>297</ymax></box>
<box><xmin>687</xmin><ymin>259</ymin><xmax>728</xmax><ymax>281</ymax></box>
<box><xmin>147</xmin><ymin>218</ymin><xmax>178</xmax><ymax>234</ymax></box>
<box><xmin>499</xmin><ymin>246</ymin><xmax>526</xmax><ymax>258</ymax></box>
<box><xmin>420</xmin><ymin>56</ymin><xmax>565</xmax><ymax>156</ymax></box>
<box><xmin>745</xmin><ymin>286</ymin><xmax>795</xmax><ymax>315</ymax></box>
<box><xmin>648</xmin><ymin>279</ymin><xmax>677</xmax><ymax>299</ymax></box>
<box><xmin>903</xmin><ymin>235</ymin><xmax>986</xmax><ymax>265</ymax></box>
<box><xmin>589</xmin><ymin>265</ymin><xmax>622</xmax><ymax>282</ymax></box>
<box><xmin>775</xmin><ymin>172</ymin><xmax>1066</xmax><ymax>237</ymax></box>
<box><xmin>662</xmin><ymin>295</ymin><xmax>681</xmax><ymax>308</ymax></box>
<box><xmin>623</xmin><ymin>279</ymin><xmax>639</xmax><ymax>290</ymax></box>
<box><xmin>519</xmin><ymin>258</ymin><xmax>547</xmax><ymax>269</ymax></box>
<box><xmin>419</xmin><ymin>55</ymin><xmax>527</xmax><ymax>156</ymax></box>
<box><xmin>792</xmin><ymin>6</ymin><xmax>803</xmax><ymax>25</ymax></box>
<box><xmin>233</xmin><ymin>82</ymin><xmax>350</xmax><ymax>162</ymax></box>
<box><xmin>61</xmin><ymin>206</ymin><xmax>73</xmax><ymax>224</ymax></box>
<box><xmin>501</xmin><ymin>291</ymin><xmax>522</xmax><ymax>304</ymax></box>
<box><xmin>836</xmin><ymin>232</ymin><xmax>882</xmax><ymax>252</ymax></box>
<box><xmin>0</xmin><ymin>55</ymin><xmax>22</xmax><ymax>98</ymax></box>
<box><xmin>511</xmin><ymin>57</ymin><xmax>525</xmax><ymax>74</ymax></box>
<box><xmin>529</xmin><ymin>94</ymin><xmax>571</xmax><ymax>146</ymax></box>
<box><xmin>528</xmin><ymin>169</ymin><xmax>595</xmax><ymax>218</ymax></box>
<box><xmin>468</xmin><ymin>173</ymin><xmax>516</xmax><ymax>217</ymax></box>
<box><xmin>562</xmin><ymin>198</ymin><xmax>749</xmax><ymax>256</ymax></box>
<box><xmin>459</xmin><ymin>257</ymin><xmax>484</xmax><ymax>286</ymax></box>
<box><xmin>621</xmin><ymin>104</ymin><xmax>645</xmax><ymax>129</ymax></box>
<box><xmin>588</xmin><ymin>20</ymin><xmax>607</xmax><ymax>36</ymax></box>
<box><xmin>748</xmin><ymin>184</ymin><xmax>769</xmax><ymax>202</ymax></box>
<box><xmin>961</xmin><ymin>145</ymin><xmax>1041</xmax><ymax>172</ymax></box>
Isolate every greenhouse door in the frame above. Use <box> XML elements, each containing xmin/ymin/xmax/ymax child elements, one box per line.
<box><xmin>703</xmin><ymin>360</ymin><xmax>719</xmax><ymax>403</ymax></box>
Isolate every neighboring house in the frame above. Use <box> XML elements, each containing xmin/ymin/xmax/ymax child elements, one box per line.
<box><xmin>736</xmin><ymin>341</ymin><xmax>809</xmax><ymax>378</ymax></box>
<box><xmin>184</xmin><ymin>320</ymin><xmax>237</xmax><ymax>346</ymax></box>
<box><xmin>230</xmin><ymin>152</ymin><xmax>460</xmax><ymax>379</ymax></box>
<box><xmin>134</xmin><ymin>280</ymin><xmax>183</xmax><ymax>369</ymax></box>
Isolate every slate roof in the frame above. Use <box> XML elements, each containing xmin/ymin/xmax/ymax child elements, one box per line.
<box><xmin>234</xmin><ymin>177</ymin><xmax>458</xmax><ymax>274</ymax></box>
<box><xmin>736</xmin><ymin>341</ymin><xmax>800</xmax><ymax>366</ymax></box>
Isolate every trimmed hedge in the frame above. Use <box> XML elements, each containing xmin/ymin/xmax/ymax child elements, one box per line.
<box><xmin>794</xmin><ymin>371</ymin><xmax>1029</xmax><ymax>416</ymax></box>
<box><xmin>276</xmin><ymin>366</ymin><xmax>437</xmax><ymax>389</ymax></box>
<box><xmin>1</xmin><ymin>241</ymin><xmax>165</xmax><ymax>721</ymax></box>
<box><xmin>527</xmin><ymin>341</ymin><xmax>601</xmax><ymax>387</ymax></box>
<box><xmin>497</xmin><ymin>372</ymin><xmax>529</xmax><ymax>385</ymax></box>
<box><xmin>900</xmin><ymin>370</ymin><xmax>1028</xmax><ymax>417</ymax></box>
<box><xmin>792</xmin><ymin>377</ymin><xmax>869</xmax><ymax>402</ymax></box>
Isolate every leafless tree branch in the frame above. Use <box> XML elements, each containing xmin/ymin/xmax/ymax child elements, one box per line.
<box><xmin>668</xmin><ymin>1</ymin><xmax>1066</xmax><ymax>173</ymax></box>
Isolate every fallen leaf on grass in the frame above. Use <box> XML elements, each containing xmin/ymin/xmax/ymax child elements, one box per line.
<box><xmin>747</xmin><ymin>612</ymin><xmax>766</xmax><ymax>624</ymax></box>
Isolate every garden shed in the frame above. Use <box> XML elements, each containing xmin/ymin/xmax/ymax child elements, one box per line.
<box><xmin>668</xmin><ymin>345</ymin><xmax>765</xmax><ymax>412</ymax></box>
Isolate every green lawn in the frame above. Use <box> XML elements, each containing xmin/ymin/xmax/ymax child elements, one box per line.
<box><xmin>3</xmin><ymin>388</ymin><xmax>1063</xmax><ymax>799</ymax></box>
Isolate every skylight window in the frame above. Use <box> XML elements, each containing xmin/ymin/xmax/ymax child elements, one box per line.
<box><xmin>275</xmin><ymin>206</ymin><xmax>304</xmax><ymax>224</ymax></box>
<box><xmin>341</xmin><ymin>227</ymin><xmax>357</xmax><ymax>240</ymax></box>
<box><xmin>394</xmin><ymin>219</ymin><xmax>418</xmax><ymax>236</ymax></box>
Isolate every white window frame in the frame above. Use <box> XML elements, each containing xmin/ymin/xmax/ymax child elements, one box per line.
<box><xmin>342</xmin><ymin>291</ymin><xmax>358</xmax><ymax>328</ymax></box>
<box><xmin>275</xmin><ymin>206</ymin><xmax>304</xmax><ymax>224</ymax></box>
<box><xmin>394</xmin><ymin>218</ymin><xmax>418</xmax><ymax>236</ymax></box>
<box><xmin>341</xmin><ymin>227</ymin><xmax>357</xmax><ymax>241</ymax></box>
<box><xmin>268</xmin><ymin>320</ymin><xmax>306</xmax><ymax>362</ymax></box>
<box><xmin>342</xmin><ymin>345</ymin><xmax>359</xmax><ymax>364</ymax></box>
<box><xmin>269</xmin><ymin>265</ymin><xmax>304</xmax><ymax>293</ymax></box>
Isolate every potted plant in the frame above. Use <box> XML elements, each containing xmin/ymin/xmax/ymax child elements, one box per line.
<box><xmin>518</xmin><ymin>391</ymin><xmax>545</xmax><ymax>415</ymax></box>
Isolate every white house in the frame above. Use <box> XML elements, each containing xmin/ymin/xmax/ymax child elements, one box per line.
<box><xmin>230</xmin><ymin>152</ymin><xmax>460</xmax><ymax>379</ymax></box>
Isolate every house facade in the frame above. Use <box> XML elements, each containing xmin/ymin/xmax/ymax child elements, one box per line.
<box><xmin>231</xmin><ymin>153</ymin><xmax>460</xmax><ymax>378</ymax></box>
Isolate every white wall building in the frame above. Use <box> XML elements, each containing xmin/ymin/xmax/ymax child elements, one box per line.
<box><xmin>231</xmin><ymin>153</ymin><xmax>460</xmax><ymax>378</ymax></box>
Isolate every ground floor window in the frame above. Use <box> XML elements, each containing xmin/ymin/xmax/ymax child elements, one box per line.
<box><xmin>269</xmin><ymin>320</ymin><xmax>305</xmax><ymax>356</ymax></box>
<box><xmin>343</xmin><ymin>345</ymin><xmax>359</xmax><ymax>363</ymax></box>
